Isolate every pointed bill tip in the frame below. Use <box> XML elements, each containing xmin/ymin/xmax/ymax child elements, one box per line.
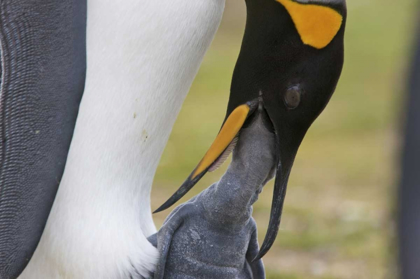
<box><xmin>153</xmin><ymin>175</ymin><xmax>198</xmax><ymax>213</ymax></box>
<box><xmin>153</xmin><ymin>171</ymin><xmax>206</xmax><ymax>213</ymax></box>
<box><xmin>155</xmin><ymin>103</ymin><xmax>253</xmax><ymax>212</ymax></box>
<box><xmin>254</xmin><ymin>161</ymin><xmax>291</xmax><ymax>260</ymax></box>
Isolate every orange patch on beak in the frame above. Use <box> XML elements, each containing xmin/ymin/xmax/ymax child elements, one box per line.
<box><xmin>192</xmin><ymin>104</ymin><xmax>250</xmax><ymax>178</ymax></box>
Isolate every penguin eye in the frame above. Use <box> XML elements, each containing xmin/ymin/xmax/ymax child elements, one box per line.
<box><xmin>284</xmin><ymin>87</ymin><xmax>301</xmax><ymax>109</ymax></box>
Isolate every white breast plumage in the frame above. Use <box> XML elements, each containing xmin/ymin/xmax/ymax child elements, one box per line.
<box><xmin>20</xmin><ymin>0</ymin><xmax>225</xmax><ymax>278</ymax></box>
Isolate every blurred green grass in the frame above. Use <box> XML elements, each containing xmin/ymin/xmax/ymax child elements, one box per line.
<box><xmin>152</xmin><ymin>0</ymin><xmax>419</xmax><ymax>278</ymax></box>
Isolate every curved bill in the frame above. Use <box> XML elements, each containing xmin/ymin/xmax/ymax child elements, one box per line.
<box><xmin>250</xmin><ymin>98</ymin><xmax>306</xmax><ymax>261</ymax></box>
<box><xmin>154</xmin><ymin>102</ymin><xmax>257</xmax><ymax>213</ymax></box>
<box><xmin>253</xmin><ymin>149</ymin><xmax>293</xmax><ymax>261</ymax></box>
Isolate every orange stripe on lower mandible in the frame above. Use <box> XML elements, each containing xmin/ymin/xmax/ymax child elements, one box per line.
<box><xmin>192</xmin><ymin>104</ymin><xmax>250</xmax><ymax>178</ymax></box>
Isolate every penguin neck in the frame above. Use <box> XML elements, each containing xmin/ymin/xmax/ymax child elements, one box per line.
<box><xmin>202</xmin><ymin>161</ymin><xmax>262</xmax><ymax>230</ymax></box>
<box><xmin>201</xmin><ymin>114</ymin><xmax>276</xmax><ymax>232</ymax></box>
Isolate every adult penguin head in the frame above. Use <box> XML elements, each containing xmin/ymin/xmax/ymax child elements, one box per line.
<box><xmin>156</xmin><ymin>0</ymin><xmax>347</xmax><ymax>260</ymax></box>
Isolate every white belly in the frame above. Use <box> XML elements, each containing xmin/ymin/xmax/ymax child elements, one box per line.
<box><xmin>20</xmin><ymin>0</ymin><xmax>225</xmax><ymax>278</ymax></box>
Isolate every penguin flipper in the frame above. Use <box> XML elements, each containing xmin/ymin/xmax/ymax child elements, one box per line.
<box><xmin>0</xmin><ymin>1</ymin><xmax>86</xmax><ymax>277</ymax></box>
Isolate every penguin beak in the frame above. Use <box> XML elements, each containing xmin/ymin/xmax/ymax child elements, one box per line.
<box><xmin>154</xmin><ymin>101</ymin><xmax>259</xmax><ymax>213</ymax></box>
<box><xmin>252</xmin><ymin>111</ymin><xmax>301</xmax><ymax>261</ymax></box>
<box><xmin>153</xmin><ymin>95</ymin><xmax>312</xmax><ymax>262</ymax></box>
<box><xmin>250</xmin><ymin>94</ymin><xmax>307</xmax><ymax>261</ymax></box>
<box><xmin>154</xmin><ymin>98</ymin><xmax>302</xmax><ymax>262</ymax></box>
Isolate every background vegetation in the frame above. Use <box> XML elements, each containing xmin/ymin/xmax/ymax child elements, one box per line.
<box><xmin>152</xmin><ymin>0</ymin><xmax>419</xmax><ymax>278</ymax></box>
